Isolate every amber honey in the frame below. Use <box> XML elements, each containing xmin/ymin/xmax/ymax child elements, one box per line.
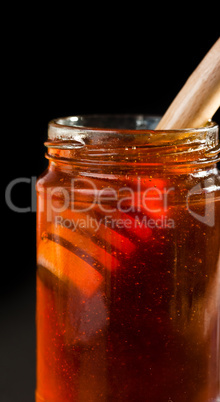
<box><xmin>36</xmin><ymin>115</ymin><xmax>220</xmax><ymax>402</ymax></box>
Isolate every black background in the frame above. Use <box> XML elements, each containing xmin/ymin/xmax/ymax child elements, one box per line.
<box><xmin>2</xmin><ymin>13</ymin><xmax>220</xmax><ymax>402</ymax></box>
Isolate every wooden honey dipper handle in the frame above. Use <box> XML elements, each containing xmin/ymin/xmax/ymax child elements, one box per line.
<box><xmin>156</xmin><ymin>38</ymin><xmax>220</xmax><ymax>130</ymax></box>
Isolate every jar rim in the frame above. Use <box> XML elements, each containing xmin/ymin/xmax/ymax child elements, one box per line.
<box><xmin>48</xmin><ymin>114</ymin><xmax>218</xmax><ymax>139</ymax></box>
<box><xmin>46</xmin><ymin>115</ymin><xmax>220</xmax><ymax>169</ymax></box>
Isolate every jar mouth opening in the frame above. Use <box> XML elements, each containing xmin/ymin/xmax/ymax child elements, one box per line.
<box><xmin>47</xmin><ymin>114</ymin><xmax>219</xmax><ymax>152</ymax></box>
<box><xmin>48</xmin><ymin>114</ymin><xmax>217</xmax><ymax>137</ymax></box>
<box><xmin>45</xmin><ymin>115</ymin><xmax>220</xmax><ymax>169</ymax></box>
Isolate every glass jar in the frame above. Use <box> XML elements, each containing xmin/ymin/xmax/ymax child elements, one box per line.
<box><xmin>36</xmin><ymin>115</ymin><xmax>220</xmax><ymax>402</ymax></box>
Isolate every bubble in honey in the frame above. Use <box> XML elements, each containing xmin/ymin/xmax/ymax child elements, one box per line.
<box><xmin>41</xmin><ymin>231</ymin><xmax>49</xmax><ymax>242</ymax></box>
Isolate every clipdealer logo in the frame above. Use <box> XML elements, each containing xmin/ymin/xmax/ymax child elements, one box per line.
<box><xmin>186</xmin><ymin>178</ymin><xmax>216</xmax><ymax>227</ymax></box>
<box><xmin>5</xmin><ymin>176</ymin><xmax>37</xmax><ymax>213</ymax></box>
<box><xmin>4</xmin><ymin>176</ymin><xmax>217</xmax><ymax>227</ymax></box>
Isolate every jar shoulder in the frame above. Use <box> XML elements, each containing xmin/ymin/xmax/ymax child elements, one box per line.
<box><xmin>36</xmin><ymin>165</ymin><xmax>220</xmax><ymax>193</ymax></box>
<box><xmin>36</xmin><ymin>162</ymin><xmax>82</xmax><ymax>190</ymax></box>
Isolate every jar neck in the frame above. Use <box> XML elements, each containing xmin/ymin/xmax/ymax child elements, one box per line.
<box><xmin>45</xmin><ymin>116</ymin><xmax>220</xmax><ymax>174</ymax></box>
